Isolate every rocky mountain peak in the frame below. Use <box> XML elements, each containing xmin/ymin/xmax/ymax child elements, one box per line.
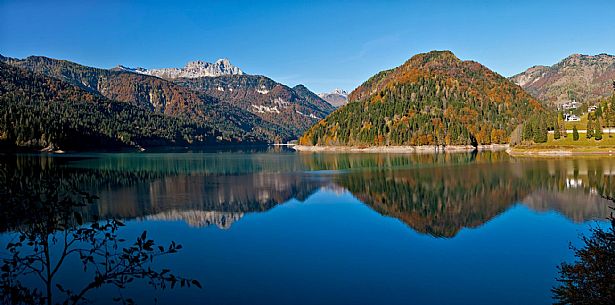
<box><xmin>331</xmin><ymin>88</ymin><xmax>348</xmax><ymax>96</ymax></box>
<box><xmin>116</xmin><ymin>58</ymin><xmax>244</xmax><ymax>79</ymax></box>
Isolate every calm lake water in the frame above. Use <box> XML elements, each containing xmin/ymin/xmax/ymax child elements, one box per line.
<box><xmin>0</xmin><ymin>150</ymin><xmax>613</xmax><ymax>305</ymax></box>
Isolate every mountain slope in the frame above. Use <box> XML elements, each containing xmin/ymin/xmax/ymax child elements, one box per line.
<box><xmin>0</xmin><ymin>61</ymin><xmax>226</xmax><ymax>150</ymax></box>
<box><xmin>0</xmin><ymin>55</ymin><xmax>312</xmax><ymax>142</ymax></box>
<box><xmin>115</xmin><ymin>59</ymin><xmax>335</xmax><ymax>140</ymax></box>
<box><xmin>300</xmin><ymin>50</ymin><xmax>542</xmax><ymax>146</ymax></box>
<box><xmin>510</xmin><ymin>53</ymin><xmax>615</xmax><ymax>105</ymax></box>
<box><xmin>174</xmin><ymin>75</ymin><xmax>336</xmax><ymax>138</ymax></box>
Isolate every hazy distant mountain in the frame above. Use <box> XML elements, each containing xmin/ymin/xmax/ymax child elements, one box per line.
<box><xmin>114</xmin><ymin>58</ymin><xmax>244</xmax><ymax>79</ymax></box>
<box><xmin>318</xmin><ymin>88</ymin><xmax>348</xmax><ymax>107</ymax></box>
<box><xmin>300</xmin><ymin>50</ymin><xmax>542</xmax><ymax>147</ymax></box>
<box><xmin>510</xmin><ymin>53</ymin><xmax>615</xmax><ymax>105</ymax></box>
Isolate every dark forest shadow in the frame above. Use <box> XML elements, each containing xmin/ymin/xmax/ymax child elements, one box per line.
<box><xmin>552</xmin><ymin>195</ymin><xmax>615</xmax><ymax>304</ymax></box>
<box><xmin>0</xmin><ymin>165</ymin><xmax>200</xmax><ymax>305</ymax></box>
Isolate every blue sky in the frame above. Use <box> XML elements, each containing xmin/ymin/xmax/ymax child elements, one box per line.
<box><xmin>1</xmin><ymin>0</ymin><xmax>614</xmax><ymax>93</ymax></box>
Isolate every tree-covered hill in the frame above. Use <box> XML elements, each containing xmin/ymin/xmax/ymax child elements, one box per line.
<box><xmin>300</xmin><ymin>51</ymin><xmax>544</xmax><ymax>147</ymax></box>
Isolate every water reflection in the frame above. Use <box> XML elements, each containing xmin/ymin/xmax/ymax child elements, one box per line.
<box><xmin>0</xmin><ymin>152</ymin><xmax>612</xmax><ymax>236</ymax></box>
<box><xmin>2</xmin><ymin>152</ymin><xmax>613</xmax><ymax>305</ymax></box>
<box><xmin>0</xmin><ymin>159</ymin><xmax>199</xmax><ymax>305</ymax></box>
<box><xmin>331</xmin><ymin>158</ymin><xmax>612</xmax><ymax>237</ymax></box>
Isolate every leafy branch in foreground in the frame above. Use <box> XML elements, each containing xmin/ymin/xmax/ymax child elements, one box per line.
<box><xmin>0</xmin><ymin>177</ymin><xmax>200</xmax><ymax>305</ymax></box>
<box><xmin>552</xmin><ymin>197</ymin><xmax>615</xmax><ymax>305</ymax></box>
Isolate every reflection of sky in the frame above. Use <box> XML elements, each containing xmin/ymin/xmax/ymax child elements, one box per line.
<box><xmin>83</xmin><ymin>190</ymin><xmax>610</xmax><ymax>304</ymax></box>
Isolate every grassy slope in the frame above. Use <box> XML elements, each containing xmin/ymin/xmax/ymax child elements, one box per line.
<box><xmin>542</xmin><ymin>133</ymin><xmax>615</xmax><ymax>146</ymax></box>
<box><xmin>512</xmin><ymin>133</ymin><xmax>615</xmax><ymax>154</ymax></box>
<box><xmin>562</xmin><ymin>113</ymin><xmax>589</xmax><ymax>130</ymax></box>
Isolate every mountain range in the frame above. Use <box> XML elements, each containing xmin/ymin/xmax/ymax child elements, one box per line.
<box><xmin>2</xmin><ymin>50</ymin><xmax>615</xmax><ymax>151</ymax></box>
<box><xmin>0</xmin><ymin>55</ymin><xmax>334</xmax><ymax>150</ymax></box>
<box><xmin>510</xmin><ymin>53</ymin><xmax>615</xmax><ymax>105</ymax></box>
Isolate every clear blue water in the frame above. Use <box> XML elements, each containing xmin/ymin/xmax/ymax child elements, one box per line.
<box><xmin>0</xmin><ymin>151</ymin><xmax>612</xmax><ymax>304</ymax></box>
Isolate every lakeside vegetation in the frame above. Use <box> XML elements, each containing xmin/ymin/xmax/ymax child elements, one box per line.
<box><xmin>513</xmin><ymin>92</ymin><xmax>615</xmax><ymax>154</ymax></box>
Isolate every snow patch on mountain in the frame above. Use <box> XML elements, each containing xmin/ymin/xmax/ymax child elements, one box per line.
<box><xmin>252</xmin><ymin>104</ymin><xmax>280</xmax><ymax>114</ymax></box>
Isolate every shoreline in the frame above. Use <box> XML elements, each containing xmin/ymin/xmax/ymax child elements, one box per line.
<box><xmin>292</xmin><ymin>144</ymin><xmax>509</xmax><ymax>153</ymax></box>
<box><xmin>508</xmin><ymin>147</ymin><xmax>615</xmax><ymax>156</ymax></box>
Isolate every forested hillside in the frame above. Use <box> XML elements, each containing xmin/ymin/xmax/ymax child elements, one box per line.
<box><xmin>0</xmin><ymin>55</ymin><xmax>290</xmax><ymax>141</ymax></box>
<box><xmin>300</xmin><ymin>51</ymin><xmax>543</xmax><ymax>147</ymax></box>
<box><xmin>0</xmin><ymin>62</ymin><xmax>235</xmax><ymax>150</ymax></box>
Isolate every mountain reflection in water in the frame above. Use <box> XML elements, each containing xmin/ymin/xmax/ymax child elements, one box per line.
<box><xmin>0</xmin><ymin>152</ymin><xmax>612</xmax><ymax>236</ymax></box>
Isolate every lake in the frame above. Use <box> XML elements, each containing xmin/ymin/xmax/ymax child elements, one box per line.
<box><xmin>0</xmin><ymin>150</ymin><xmax>612</xmax><ymax>305</ymax></box>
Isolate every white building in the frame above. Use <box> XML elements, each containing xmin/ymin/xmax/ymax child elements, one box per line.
<box><xmin>564</xmin><ymin>113</ymin><xmax>581</xmax><ymax>122</ymax></box>
<box><xmin>561</xmin><ymin>100</ymin><xmax>581</xmax><ymax>110</ymax></box>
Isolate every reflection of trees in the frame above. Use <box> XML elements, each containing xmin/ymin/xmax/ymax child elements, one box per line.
<box><xmin>335</xmin><ymin>163</ymin><xmax>527</xmax><ymax>237</ymax></box>
<box><xmin>300</xmin><ymin>151</ymin><xmax>484</xmax><ymax>172</ymax></box>
<box><xmin>0</xmin><ymin>155</ymin><xmax>324</xmax><ymax>230</ymax></box>
<box><xmin>0</xmin><ymin>158</ymin><xmax>199</xmax><ymax>305</ymax></box>
<box><xmin>68</xmin><ymin>151</ymin><xmax>304</xmax><ymax>176</ymax></box>
<box><xmin>2</xmin><ymin>153</ymin><xmax>614</xmax><ymax>239</ymax></box>
<box><xmin>329</xmin><ymin>156</ymin><xmax>615</xmax><ymax>237</ymax></box>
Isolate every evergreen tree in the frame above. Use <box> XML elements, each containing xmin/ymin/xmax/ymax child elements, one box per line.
<box><xmin>587</xmin><ymin>114</ymin><xmax>594</xmax><ymax>139</ymax></box>
<box><xmin>533</xmin><ymin>118</ymin><xmax>548</xmax><ymax>143</ymax></box>
<box><xmin>595</xmin><ymin>118</ymin><xmax>603</xmax><ymax>140</ymax></box>
<box><xmin>573</xmin><ymin>125</ymin><xmax>579</xmax><ymax>141</ymax></box>
<box><xmin>554</xmin><ymin>117</ymin><xmax>561</xmax><ymax>140</ymax></box>
<box><xmin>611</xmin><ymin>95</ymin><xmax>615</xmax><ymax>131</ymax></box>
<box><xmin>522</xmin><ymin>120</ymin><xmax>533</xmax><ymax>142</ymax></box>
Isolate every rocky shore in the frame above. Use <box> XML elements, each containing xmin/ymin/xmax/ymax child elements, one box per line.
<box><xmin>292</xmin><ymin>144</ymin><xmax>509</xmax><ymax>153</ymax></box>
